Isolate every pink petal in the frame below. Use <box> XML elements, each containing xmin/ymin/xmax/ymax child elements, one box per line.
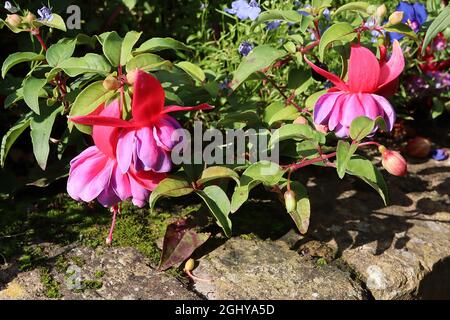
<box><xmin>111</xmin><ymin>163</ymin><xmax>132</xmax><ymax>201</ymax></box>
<box><xmin>162</xmin><ymin>103</ymin><xmax>214</xmax><ymax>114</ymax></box>
<box><xmin>97</xmin><ymin>188</ymin><xmax>121</xmax><ymax>207</ymax></box>
<box><xmin>328</xmin><ymin>94</ymin><xmax>346</xmax><ymax>130</ymax></box>
<box><xmin>92</xmin><ymin>100</ymin><xmax>122</xmax><ymax>159</ymax></box>
<box><xmin>153</xmin><ymin>115</ymin><xmax>181</xmax><ymax>151</ymax></box>
<box><xmin>304</xmin><ymin>56</ymin><xmax>348</xmax><ymax>91</ymax></box>
<box><xmin>347</xmin><ymin>44</ymin><xmax>380</xmax><ymax>93</ymax></box>
<box><xmin>67</xmin><ymin>149</ymin><xmax>113</xmax><ymax>203</ymax></box>
<box><xmin>128</xmin><ymin>173</ymin><xmax>151</xmax><ymax>207</ymax></box>
<box><xmin>371</xmin><ymin>94</ymin><xmax>396</xmax><ymax>132</ymax></box>
<box><xmin>377</xmin><ymin>40</ymin><xmax>405</xmax><ymax>92</ymax></box>
<box><xmin>131</xmin><ymin>169</ymin><xmax>166</xmax><ymax>192</ymax></box>
<box><xmin>117</xmin><ymin>129</ymin><xmax>136</xmax><ymax>173</ymax></box>
<box><xmin>132</xmin><ymin>70</ymin><xmax>165</xmax><ymax>124</ymax></box>
<box><xmin>341</xmin><ymin>94</ymin><xmax>365</xmax><ymax>128</ymax></box>
<box><xmin>135</xmin><ymin>126</ymin><xmax>159</xmax><ymax>171</ymax></box>
<box><xmin>313</xmin><ymin>92</ymin><xmax>342</xmax><ymax>124</ymax></box>
<box><xmin>360</xmin><ymin>93</ymin><xmax>382</xmax><ymax>120</ymax></box>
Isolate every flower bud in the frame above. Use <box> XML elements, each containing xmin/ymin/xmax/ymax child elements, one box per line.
<box><xmin>184</xmin><ymin>258</ymin><xmax>195</xmax><ymax>272</ymax></box>
<box><xmin>126</xmin><ymin>69</ymin><xmax>139</xmax><ymax>85</ymax></box>
<box><xmin>406</xmin><ymin>136</ymin><xmax>431</xmax><ymax>158</ymax></box>
<box><xmin>293</xmin><ymin>116</ymin><xmax>308</xmax><ymax>125</ymax></box>
<box><xmin>379</xmin><ymin>146</ymin><xmax>407</xmax><ymax>176</ymax></box>
<box><xmin>376</xmin><ymin>4</ymin><xmax>387</xmax><ymax>18</ymax></box>
<box><xmin>24</xmin><ymin>12</ymin><xmax>37</xmax><ymax>24</ymax></box>
<box><xmin>103</xmin><ymin>75</ymin><xmax>120</xmax><ymax>91</ymax></box>
<box><xmin>6</xmin><ymin>14</ymin><xmax>22</xmax><ymax>28</ymax></box>
<box><xmin>284</xmin><ymin>190</ymin><xmax>297</xmax><ymax>213</ymax></box>
<box><xmin>389</xmin><ymin>11</ymin><xmax>404</xmax><ymax>25</ymax></box>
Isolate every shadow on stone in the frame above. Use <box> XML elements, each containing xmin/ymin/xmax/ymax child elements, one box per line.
<box><xmin>417</xmin><ymin>256</ymin><xmax>450</xmax><ymax>300</ymax></box>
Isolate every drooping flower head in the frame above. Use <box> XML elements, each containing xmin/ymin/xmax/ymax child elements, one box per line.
<box><xmin>389</xmin><ymin>1</ymin><xmax>427</xmax><ymax>41</ymax></box>
<box><xmin>225</xmin><ymin>0</ymin><xmax>261</xmax><ymax>21</ymax></box>
<box><xmin>67</xmin><ymin>101</ymin><xmax>166</xmax><ymax>208</ymax></box>
<box><xmin>305</xmin><ymin>40</ymin><xmax>405</xmax><ymax>138</ymax></box>
<box><xmin>70</xmin><ymin>70</ymin><xmax>213</xmax><ymax>174</ymax></box>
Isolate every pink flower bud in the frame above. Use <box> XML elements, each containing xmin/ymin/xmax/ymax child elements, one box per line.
<box><xmin>406</xmin><ymin>136</ymin><xmax>431</xmax><ymax>158</ymax></box>
<box><xmin>6</xmin><ymin>14</ymin><xmax>22</xmax><ymax>27</ymax></box>
<box><xmin>284</xmin><ymin>190</ymin><xmax>297</xmax><ymax>213</ymax></box>
<box><xmin>315</xmin><ymin>124</ymin><xmax>328</xmax><ymax>134</ymax></box>
<box><xmin>293</xmin><ymin>116</ymin><xmax>308</xmax><ymax>125</ymax></box>
<box><xmin>379</xmin><ymin>146</ymin><xmax>407</xmax><ymax>176</ymax></box>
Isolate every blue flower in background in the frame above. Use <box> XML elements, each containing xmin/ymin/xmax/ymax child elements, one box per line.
<box><xmin>298</xmin><ymin>4</ymin><xmax>311</xmax><ymax>16</ymax></box>
<box><xmin>322</xmin><ymin>8</ymin><xmax>331</xmax><ymax>20</ymax></box>
<box><xmin>431</xmin><ymin>149</ymin><xmax>449</xmax><ymax>161</ymax></box>
<box><xmin>389</xmin><ymin>1</ymin><xmax>427</xmax><ymax>41</ymax></box>
<box><xmin>37</xmin><ymin>5</ymin><xmax>54</xmax><ymax>21</ymax></box>
<box><xmin>266</xmin><ymin>20</ymin><xmax>281</xmax><ymax>30</ymax></box>
<box><xmin>238</xmin><ymin>41</ymin><xmax>254</xmax><ymax>56</ymax></box>
<box><xmin>225</xmin><ymin>0</ymin><xmax>261</xmax><ymax>21</ymax></box>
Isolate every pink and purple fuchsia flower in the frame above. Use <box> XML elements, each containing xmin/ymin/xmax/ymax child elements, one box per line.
<box><xmin>305</xmin><ymin>40</ymin><xmax>405</xmax><ymax>138</ymax></box>
<box><xmin>68</xmin><ymin>70</ymin><xmax>212</xmax><ymax>243</ymax></box>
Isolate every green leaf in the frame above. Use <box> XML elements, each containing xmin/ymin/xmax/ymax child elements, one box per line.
<box><xmin>122</xmin><ymin>0</ymin><xmax>137</xmax><ymax>10</ymax></box>
<box><xmin>252</xmin><ymin>10</ymin><xmax>306</xmax><ymax>29</ymax></box>
<box><xmin>431</xmin><ymin>97</ymin><xmax>445</xmax><ymax>119</ymax></box>
<box><xmin>421</xmin><ymin>6</ymin><xmax>450</xmax><ymax>55</ymax></box>
<box><xmin>68</xmin><ymin>81</ymin><xmax>117</xmax><ymax>134</ymax></box>
<box><xmin>120</xmin><ymin>31</ymin><xmax>142</xmax><ymax>66</ymax></box>
<box><xmin>231</xmin><ymin>161</ymin><xmax>285</xmax><ymax>213</ymax></box>
<box><xmin>197</xmin><ymin>185</ymin><xmax>232</xmax><ymax>237</ymax></box>
<box><xmin>347</xmin><ymin>156</ymin><xmax>389</xmax><ymax>205</ymax></box>
<box><xmin>59</xmin><ymin>53</ymin><xmax>111</xmax><ymax>77</ymax></box>
<box><xmin>35</xmin><ymin>13</ymin><xmax>67</xmax><ymax>31</ymax></box>
<box><xmin>149</xmin><ymin>176</ymin><xmax>194</xmax><ymax>211</ymax></box>
<box><xmin>267</xmin><ymin>105</ymin><xmax>300</xmax><ymax>126</ymax></box>
<box><xmin>349</xmin><ymin>116</ymin><xmax>375</xmax><ymax>141</ymax></box>
<box><xmin>197</xmin><ymin>166</ymin><xmax>240</xmax><ymax>186</ymax></box>
<box><xmin>230</xmin><ymin>45</ymin><xmax>287</xmax><ymax>90</ymax></box>
<box><xmin>2</xmin><ymin>52</ymin><xmax>45</xmax><ymax>78</ymax></box>
<box><xmin>333</xmin><ymin>1</ymin><xmax>370</xmax><ymax>16</ymax></box>
<box><xmin>288</xmin><ymin>181</ymin><xmax>311</xmax><ymax>234</ymax></box>
<box><xmin>1</xmin><ymin>113</ymin><xmax>32</xmax><ymax>167</ymax></box>
<box><xmin>384</xmin><ymin>24</ymin><xmax>418</xmax><ymax>40</ymax></box>
<box><xmin>336</xmin><ymin>140</ymin><xmax>358</xmax><ymax>179</ymax></box>
<box><xmin>287</xmin><ymin>68</ymin><xmax>312</xmax><ymax>92</ymax></box>
<box><xmin>23</xmin><ymin>77</ymin><xmax>47</xmax><ymax>114</ymax></box>
<box><xmin>125</xmin><ymin>53</ymin><xmax>171</xmax><ymax>72</ymax></box>
<box><xmin>269</xmin><ymin>123</ymin><xmax>326</xmax><ymax>148</ymax></box>
<box><xmin>305</xmin><ymin>90</ymin><xmax>327</xmax><ymax>110</ymax></box>
<box><xmin>318</xmin><ymin>22</ymin><xmax>357</xmax><ymax>60</ymax></box>
<box><xmin>135</xmin><ymin>37</ymin><xmax>191</xmax><ymax>53</ymax></box>
<box><xmin>30</xmin><ymin>106</ymin><xmax>63</xmax><ymax>170</ymax></box>
<box><xmin>175</xmin><ymin>61</ymin><xmax>205</xmax><ymax>83</ymax></box>
<box><xmin>264</xmin><ymin>101</ymin><xmax>284</xmax><ymax>124</ymax></box>
<box><xmin>46</xmin><ymin>40</ymin><xmax>76</xmax><ymax>68</ymax></box>
<box><xmin>102</xmin><ymin>31</ymin><xmax>123</xmax><ymax>67</ymax></box>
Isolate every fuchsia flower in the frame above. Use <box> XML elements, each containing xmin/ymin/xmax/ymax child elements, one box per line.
<box><xmin>68</xmin><ymin>70</ymin><xmax>212</xmax><ymax>243</ymax></box>
<box><xmin>67</xmin><ymin>100</ymin><xmax>166</xmax><ymax>208</ymax></box>
<box><xmin>305</xmin><ymin>40</ymin><xmax>405</xmax><ymax>138</ymax></box>
<box><xmin>70</xmin><ymin>70</ymin><xmax>212</xmax><ymax>174</ymax></box>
